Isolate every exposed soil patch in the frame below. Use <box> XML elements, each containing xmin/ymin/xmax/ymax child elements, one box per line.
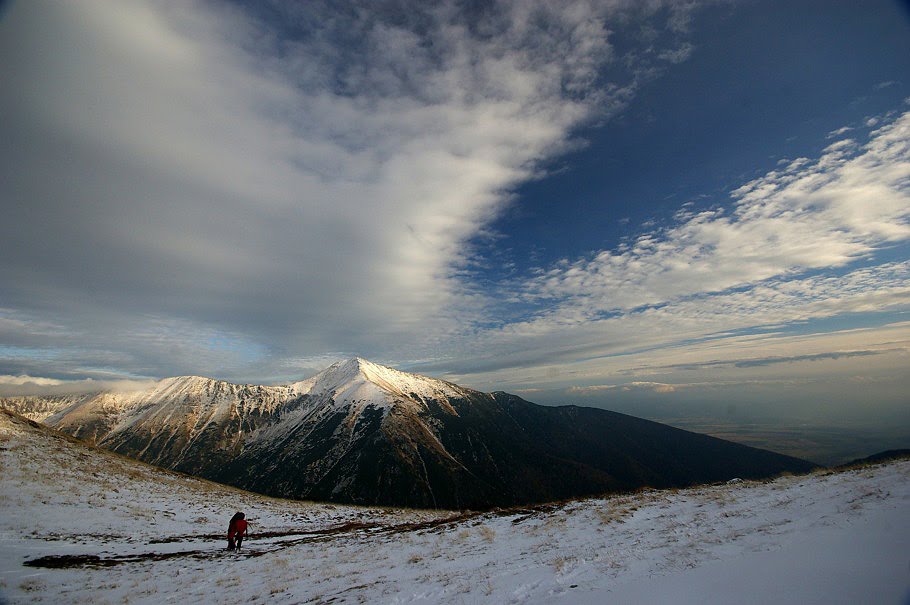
<box><xmin>24</xmin><ymin>499</ymin><xmax>569</xmax><ymax>569</ymax></box>
<box><xmin>25</xmin><ymin>520</ymin><xmax>408</xmax><ymax>569</ymax></box>
<box><xmin>24</xmin><ymin>549</ymin><xmax>261</xmax><ymax>569</ymax></box>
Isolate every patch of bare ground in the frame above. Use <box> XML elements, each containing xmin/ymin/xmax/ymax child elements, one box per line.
<box><xmin>21</xmin><ymin>502</ymin><xmax>571</xmax><ymax>569</ymax></box>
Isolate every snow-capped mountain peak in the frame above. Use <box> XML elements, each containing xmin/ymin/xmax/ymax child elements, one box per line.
<box><xmin>290</xmin><ymin>357</ymin><xmax>466</xmax><ymax>408</ymax></box>
<box><xmin>1</xmin><ymin>358</ymin><xmax>816</xmax><ymax>509</ymax></box>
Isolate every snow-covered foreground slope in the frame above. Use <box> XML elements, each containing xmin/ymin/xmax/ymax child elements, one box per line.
<box><xmin>1</xmin><ymin>409</ymin><xmax>908</xmax><ymax>604</ymax></box>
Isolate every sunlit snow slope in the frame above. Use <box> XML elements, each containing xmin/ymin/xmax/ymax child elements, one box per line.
<box><xmin>1</xmin><ymin>408</ymin><xmax>907</xmax><ymax>605</ymax></box>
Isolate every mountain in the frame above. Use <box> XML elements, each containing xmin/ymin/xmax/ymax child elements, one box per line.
<box><xmin>1</xmin><ymin>358</ymin><xmax>816</xmax><ymax>509</ymax></box>
<box><xmin>838</xmin><ymin>449</ymin><xmax>910</xmax><ymax>468</ymax></box>
<box><xmin>5</xmin><ymin>404</ymin><xmax>906</xmax><ymax>605</ymax></box>
<box><xmin>0</xmin><ymin>393</ymin><xmax>93</xmax><ymax>422</ymax></box>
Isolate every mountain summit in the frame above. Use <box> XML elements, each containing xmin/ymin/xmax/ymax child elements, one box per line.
<box><xmin>291</xmin><ymin>357</ymin><xmax>468</xmax><ymax>410</ymax></box>
<box><xmin>1</xmin><ymin>359</ymin><xmax>815</xmax><ymax>509</ymax></box>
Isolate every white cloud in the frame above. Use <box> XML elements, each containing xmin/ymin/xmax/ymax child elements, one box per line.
<box><xmin>522</xmin><ymin>111</ymin><xmax>910</xmax><ymax>319</ymax></box>
<box><xmin>0</xmin><ymin>0</ymin><xmax>699</xmax><ymax>382</ymax></box>
<box><xmin>0</xmin><ymin>375</ymin><xmax>64</xmax><ymax>387</ymax></box>
<box><xmin>1</xmin><ymin>0</ymin><xmax>906</xmax><ymax>415</ymax></box>
<box><xmin>448</xmin><ymin>314</ymin><xmax>910</xmax><ymax>399</ymax></box>
<box><xmin>568</xmin><ymin>381</ymin><xmax>682</xmax><ymax>394</ymax></box>
<box><xmin>422</xmin><ymin>111</ymin><xmax>910</xmax><ymax>391</ymax></box>
<box><xmin>0</xmin><ymin>376</ymin><xmax>156</xmax><ymax>397</ymax></box>
<box><xmin>658</xmin><ymin>43</ymin><xmax>694</xmax><ymax>64</ymax></box>
<box><xmin>513</xmin><ymin>387</ymin><xmax>545</xmax><ymax>394</ymax></box>
<box><xmin>827</xmin><ymin>126</ymin><xmax>853</xmax><ymax>138</ymax></box>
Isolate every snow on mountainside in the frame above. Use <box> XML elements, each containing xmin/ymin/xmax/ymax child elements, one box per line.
<box><xmin>1</xmin><ymin>358</ymin><xmax>465</xmax><ymax>445</ymax></box>
<box><xmin>261</xmin><ymin>357</ymin><xmax>468</xmax><ymax>439</ymax></box>
<box><xmin>1</xmin><ymin>358</ymin><xmax>816</xmax><ymax>509</ymax></box>
<box><xmin>30</xmin><ymin>374</ymin><xmax>310</xmax><ymax>470</ymax></box>
<box><xmin>293</xmin><ymin>357</ymin><xmax>467</xmax><ymax>405</ymax></box>
<box><xmin>0</xmin><ymin>358</ymin><xmax>488</xmax><ymax>505</ymax></box>
<box><xmin>1</xmin><ymin>409</ymin><xmax>908</xmax><ymax>605</ymax></box>
<box><xmin>0</xmin><ymin>394</ymin><xmax>91</xmax><ymax>422</ymax></box>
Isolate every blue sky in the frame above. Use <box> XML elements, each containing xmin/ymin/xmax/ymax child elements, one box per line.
<box><xmin>480</xmin><ymin>0</ymin><xmax>910</xmax><ymax>276</ymax></box>
<box><xmin>0</xmin><ymin>0</ymin><xmax>908</xmax><ymax>429</ymax></box>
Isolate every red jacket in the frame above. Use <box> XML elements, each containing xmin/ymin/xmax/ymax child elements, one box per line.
<box><xmin>228</xmin><ymin>519</ymin><xmax>248</xmax><ymax>539</ymax></box>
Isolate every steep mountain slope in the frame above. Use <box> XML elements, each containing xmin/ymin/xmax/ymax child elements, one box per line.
<box><xmin>1</xmin><ymin>358</ymin><xmax>816</xmax><ymax>508</ymax></box>
<box><xmin>27</xmin><ymin>376</ymin><xmax>307</xmax><ymax>476</ymax></box>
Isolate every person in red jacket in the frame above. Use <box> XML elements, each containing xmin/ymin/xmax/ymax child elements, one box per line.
<box><xmin>227</xmin><ymin>512</ymin><xmax>248</xmax><ymax>551</ymax></box>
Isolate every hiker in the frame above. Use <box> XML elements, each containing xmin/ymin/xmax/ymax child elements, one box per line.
<box><xmin>227</xmin><ymin>512</ymin><xmax>248</xmax><ymax>551</ymax></box>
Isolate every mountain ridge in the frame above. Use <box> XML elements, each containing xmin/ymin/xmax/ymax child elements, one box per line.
<box><xmin>1</xmin><ymin>357</ymin><xmax>816</xmax><ymax>509</ymax></box>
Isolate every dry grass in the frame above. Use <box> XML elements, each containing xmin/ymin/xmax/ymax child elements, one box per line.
<box><xmin>595</xmin><ymin>500</ymin><xmax>637</xmax><ymax>525</ymax></box>
<box><xmin>216</xmin><ymin>576</ymin><xmax>242</xmax><ymax>588</ymax></box>
<box><xmin>712</xmin><ymin>490</ymin><xmax>737</xmax><ymax>505</ymax></box>
<box><xmin>269</xmin><ymin>582</ymin><xmax>289</xmax><ymax>596</ymax></box>
<box><xmin>19</xmin><ymin>578</ymin><xmax>47</xmax><ymax>592</ymax></box>
<box><xmin>478</xmin><ymin>525</ymin><xmax>495</xmax><ymax>543</ymax></box>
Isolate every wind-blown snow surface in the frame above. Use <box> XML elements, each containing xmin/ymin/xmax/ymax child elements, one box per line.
<box><xmin>1</xmin><ymin>410</ymin><xmax>908</xmax><ymax>604</ymax></box>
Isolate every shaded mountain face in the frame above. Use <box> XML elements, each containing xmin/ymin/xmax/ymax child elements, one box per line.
<box><xmin>1</xmin><ymin>358</ymin><xmax>815</xmax><ymax>509</ymax></box>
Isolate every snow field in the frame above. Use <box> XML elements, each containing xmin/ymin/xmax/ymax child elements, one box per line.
<box><xmin>1</xmin><ymin>411</ymin><xmax>908</xmax><ymax>604</ymax></box>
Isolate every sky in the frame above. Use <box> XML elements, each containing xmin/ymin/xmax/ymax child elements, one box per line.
<box><xmin>0</xmin><ymin>0</ymin><xmax>908</xmax><ymax>430</ymax></box>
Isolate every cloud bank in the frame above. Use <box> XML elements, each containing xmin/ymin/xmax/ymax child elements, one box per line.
<box><xmin>0</xmin><ymin>376</ymin><xmax>156</xmax><ymax>397</ymax></box>
<box><xmin>0</xmin><ymin>1</ymin><xmax>907</xmax><ymax>420</ymax></box>
<box><xmin>0</xmin><ymin>0</ymin><xmax>697</xmax><ymax>383</ymax></box>
<box><xmin>426</xmin><ymin>109</ymin><xmax>910</xmax><ymax>385</ymax></box>
<box><xmin>524</xmin><ymin>111</ymin><xmax>910</xmax><ymax>317</ymax></box>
